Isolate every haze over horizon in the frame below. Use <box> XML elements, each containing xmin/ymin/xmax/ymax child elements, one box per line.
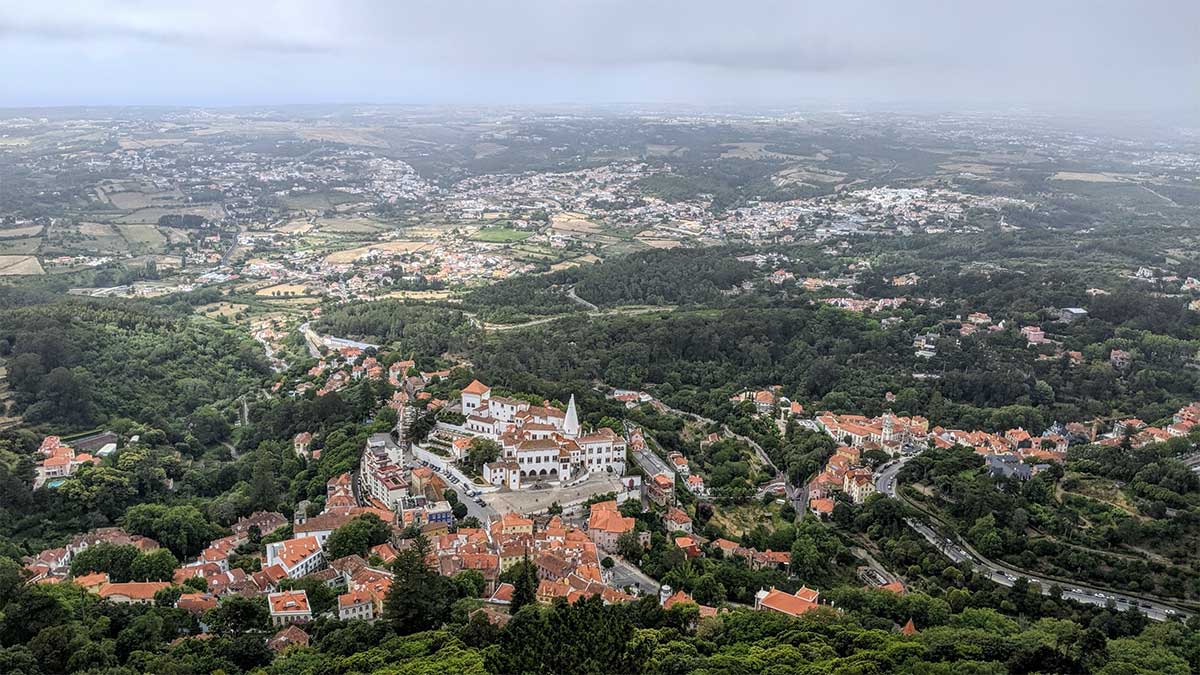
<box><xmin>1</xmin><ymin>0</ymin><xmax>1197</xmax><ymax>116</ymax></box>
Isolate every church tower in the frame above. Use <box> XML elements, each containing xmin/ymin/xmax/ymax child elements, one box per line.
<box><xmin>564</xmin><ymin>394</ymin><xmax>580</xmax><ymax>437</ymax></box>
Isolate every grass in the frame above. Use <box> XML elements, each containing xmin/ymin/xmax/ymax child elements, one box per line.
<box><xmin>708</xmin><ymin>502</ymin><xmax>787</xmax><ymax>538</ymax></box>
<box><xmin>116</xmin><ymin>224</ymin><xmax>167</xmax><ymax>252</ymax></box>
<box><xmin>472</xmin><ymin>227</ymin><xmax>532</xmax><ymax>243</ymax></box>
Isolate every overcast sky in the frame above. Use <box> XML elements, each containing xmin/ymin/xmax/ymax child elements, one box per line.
<box><xmin>0</xmin><ymin>0</ymin><xmax>1196</xmax><ymax>113</ymax></box>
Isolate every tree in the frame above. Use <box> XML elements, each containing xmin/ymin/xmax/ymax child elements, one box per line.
<box><xmin>249</xmin><ymin>449</ymin><xmax>278</xmax><ymax>511</ymax></box>
<box><xmin>510</xmin><ymin>553</ymin><xmax>537</xmax><ymax>615</ymax></box>
<box><xmin>324</xmin><ymin>514</ymin><xmax>392</xmax><ymax>560</ymax></box>
<box><xmin>129</xmin><ymin>548</ymin><xmax>179</xmax><ymax>581</ymax></box>
<box><xmin>384</xmin><ymin>534</ymin><xmax>455</xmax><ymax>634</ymax></box>
<box><xmin>617</xmin><ymin>531</ymin><xmax>644</xmax><ymax>562</ymax></box>
<box><xmin>692</xmin><ymin>574</ymin><xmax>726</xmax><ymax>605</ymax></box>
<box><xmin>205</xmin><ymin>595</ymin><xmax>270</xmax><ymax>635</ymax></box>
<box><xmin>464</xmin><ymin>438</ymin><xmax>501</xmax><ymax>475</ymax></box>
<box><xmin>188</xmin><ymin>405</ymin><xmax>231</xmax><ymax>445</ymax></box>
<box><xmin>70</xmin><ymin>543</ymin><xmax>140</xmax><ymax>582</ymax></box>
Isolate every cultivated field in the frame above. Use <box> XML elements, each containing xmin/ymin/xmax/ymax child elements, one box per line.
<box><xmin>0</xmin><ymin>224</ymin><xmax>45</xmax><ymax>238</ymax></box>
<box><xmin>0</xmin><ymin>255</ymin><xmax>45</xmax><ymax>275</ymax></box>
<box><xmin>116</xmin><ymin>224</ymin><xmax>167</xmax><ymax>251</ymax></box>
<box><xmin>550</xmin><ymin>212</ymin><xmax>602</xmax><ymax>234</ymax></box>
<box><xmin>255</xmin><ymin>283</ymin><xmax>312</xmax><ymax>297</ymax></box>
<box><xmin>323</xmin><ymin>240</ymin><xmax>430</xmax><ymax>264</ymax></box>
<box><xmin>115</xmin><ymin>204</ymin><xmax>223</xmax><ymax>225</ymax></box>
<box><xmin>0</xmin><ymin>238</ymin><xmax>41</xmax><ymax>255</ymax></box>
<box><xmin>1051</xmin><ymin>171</ymin><xmax>1125</xmax><ymax>183</ymax></box>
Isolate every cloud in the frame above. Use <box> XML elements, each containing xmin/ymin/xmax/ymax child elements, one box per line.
<box><xmin>0</xmin><ymin>0</ymin><xmax>1195</xmax><ymax>111</ymax></box>
<box><xmin>0</xmin><ymin>1</ymin><xmax>338</xmax><ymax>53</ymax></box>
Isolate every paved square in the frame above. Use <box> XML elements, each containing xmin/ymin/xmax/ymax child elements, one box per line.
<box><xmin>482</xmin><ymin>472</ymin><xmax>629</xmax><ymax>514</ymax></box>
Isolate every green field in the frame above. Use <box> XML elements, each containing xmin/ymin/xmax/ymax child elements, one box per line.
<box><xmin>472</xmin><ymin>227</ymin><xmax>532</xmax><ymax>243</ymax></box>
<box><xmin>116</xmin><ymin>224</ymin><xmax>167</xmax><ymax>252</ymax></box>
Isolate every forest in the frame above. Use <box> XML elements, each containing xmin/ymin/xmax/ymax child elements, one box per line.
<box><xmin>0</xmin><ymin>298</ymin><xmax>269</xmax><ymax>434</ymax></box>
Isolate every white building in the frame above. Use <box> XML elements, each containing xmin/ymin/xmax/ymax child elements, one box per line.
<box><xmin>268</xmin><ymin>590</ymin><xmax>312</xmax><ymax>626</ymax></box>
<box><xmin>265</xmin><ymin>536</ymin><xmax>324</xmax><ymax>578</ymax></box>
<box><xmin>464</xmin><ymin>381</ymin><xmax>625</xmax><ymax>489</ymax></box>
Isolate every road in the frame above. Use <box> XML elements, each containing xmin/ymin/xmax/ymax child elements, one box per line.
<box><xmin>873</xmin><ymin>457</ymin><xmax>909</xmax><ymax>497</ymax></box>
<box><xmin>566</xmin><ymin>286</ymin><xmax>598</xmax><ymax>311</ymax></box>
<box><xmin>903</xmin><ymin>517</ymin><xmax>1186</xmax><ymax>621</ymax></box>
<box><xmin>609</xmin><ymin>556</ymin><xmax>659</xmax><ymax>594</ymax></box>
<box><xmin>401</xmin><ymin>442</ymin><xmax>498</xmax><ymax>522</ymax></box>
<box><xmin>298</xmin><ymin>322</ymin><xmax>324</xmax><ymax>358</ymax></box>
<box><xmin>464</xmin><ymin>305</ymin><xmax>675</xmax><ymax>332</ymax></box>
<box><xmin>878</xmin><ymin>463</ymin><xmax>1192</xmax><ymax>622</ymax></box>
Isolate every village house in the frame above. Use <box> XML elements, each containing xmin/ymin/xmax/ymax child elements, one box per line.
<box><xmin>33</xmin><ymin>436</ymin><xmax>98</xmax><ymax>488</ymax></box>
<box><xmin>293</xmin><ymin>432</ymin><xmax>312</xmax><ymax>458</ymax></box>
<box><xmin>265</xmin><ymin>536</ymin><xmax>324</xmax><ymax>578</ymax></box>
<box><xmin>98</xmin><ymin>581</ymin><xmax>170</xmax><ymax>604</ymax></box>
<box><xmin>232</xmin><ymin>511</ymin><xmax>288</xmax><ymax>539</ymax></box>
<box><xmin>268</xmin><ymin>590</ymin><xmax>312</xmax><ymax>626</ymax></box>
<box><xmin>586</xmin><ymin>501</ymin><xmax>635</xmax><ymax>553</ymax></box>
<box><xmin>664</xmin><ymin>507</ymin><xmax>693</xmax><ymax>535</ymax></box>
<box><xmin>754</xmin><ymin>586</ymin><xmax>822</xmax><ymax>617</ymax></box>
<box><xmin>267</xmin><ymin>625</ymin><xmax>310</xmax><ymax>653</ymax></box>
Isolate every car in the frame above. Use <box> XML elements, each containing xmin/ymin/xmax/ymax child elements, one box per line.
<box><xmin>1166</xmin><ymin>609</ymin><xmax>1177</xmax><ymax>615</ymax></box>
<box><xmin>1071</xmin><ymin>588</ymin><xmax>1083</xmax><ymax>594</ymax></box>
<box><xmin>1095</xmin><ymin>593</ymin><xmax>1106</xmax><ymax>599</ymax></box>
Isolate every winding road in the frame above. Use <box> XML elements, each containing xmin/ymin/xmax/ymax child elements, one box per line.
<box><xmin>877</xmin><ymin>457</ymin><xmax>1192</xmax><ymax>621</ymax></box>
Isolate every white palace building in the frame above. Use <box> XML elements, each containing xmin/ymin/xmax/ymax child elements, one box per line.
<box><xmin>460</xmin><ymin>380</ymin><xmax>626</xmax><ymax>490</ymax></box>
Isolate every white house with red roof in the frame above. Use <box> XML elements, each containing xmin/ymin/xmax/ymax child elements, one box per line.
<box><xmin>265</xmin><ymin>536</ymin><xmax>324</xmax><ymax>578</ymax></box>
<box><xmin>268</xmin><ymin>590</ymin><xmax>312</xmax><ymax>626</ymax></box>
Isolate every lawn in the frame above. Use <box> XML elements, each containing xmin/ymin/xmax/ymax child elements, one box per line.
<box><xmin>472</xmin><ymin>227</ymin><xmax>532</xmax><ymax>243</ymax></box>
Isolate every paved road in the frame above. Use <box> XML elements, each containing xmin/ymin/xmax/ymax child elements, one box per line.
<box><xmin>566</xmin><ymin>286</ymin><xmax>598</xmax><ymax>311</ymax></box>
<box><xmin>609</xmin><ymin>556</ymin><xmax>659</xmax><ymax>595</ymax></box>
<box><xmin>873</xmin><ymin>457</ymin><xmax>910</xmax><ymax>497</ymax></box>
<box><xmin>904</xmin><ymin>517</ymin><xmax>1187</xmax><ymax>621</ymax></box>
<box><xmin>878</xmin><ymin>463</ymin><xmax>1192</xmax><ymax>622</ymax></box>
<box><xmin>401</xmin><ymin>443</ymin><xmax>498</xmax><ymax>522</ymax></box>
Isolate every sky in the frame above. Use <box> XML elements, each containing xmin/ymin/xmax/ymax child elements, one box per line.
<box><xmin>0</xmin><ymin>0</ymin><xmax>1196</xmax><ymax>113</ymax></box>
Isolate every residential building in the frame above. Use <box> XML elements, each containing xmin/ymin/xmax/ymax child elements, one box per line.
<box><xmin>754</xmin><ymin>586</ymin><xmax>821</xmax><ymax>617</ymax></box>
<box><xmin>265</xmin><ymin>536</ymin><xmax>324</xmax><ymax>578</ymax></box>
<box><xmin>268</xmin><ymin>590</ymin><xmax>312</xmax><ymax>626</ymax></box>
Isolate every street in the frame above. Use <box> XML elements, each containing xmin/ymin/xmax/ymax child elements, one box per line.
<box><xmin>608</xmin><ymin>556</ymin><xmax>659</xmax><ymax>595</ymax></box>
<box><xmin>904</xmin><ymin>518</ymin><xmax>1188</xmax><ymax>622</ymax></box>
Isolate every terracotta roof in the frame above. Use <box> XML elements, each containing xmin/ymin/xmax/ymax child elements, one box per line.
<box><xmin>71</xmin><ymin>572</ymin><xmax>109</xmax><ymax>588</ymax></box>
<box><xmin>268</xmin><ymin>625</ymin><xmax>310</xmax><ymax>652</ymax></box>
<box><xmin>271</xmin><ymin>536</ymin><xmax>322</xmax><ymax>570</ymax></box>
<box><xmin>462</xmin><ymin>380</ymin><xmax>491</xmax><ymax>395</ymax></box>
<box><xmin>98</xmin><ymin>581</ymin><xmax>170</xmax><ymax>601</ymax></box>
<box><xmin>758</xmin><ymin>586</ymin><xmax>819</xmax><ymax>617</ymax></box>
<box><xmin>490</xmin><ymin>582</ymin><xmax>514</xmax><ymax>604</ymax></box>
<box><xmin>176</xmin><ymin>592</ymin><xmax>218</xmax><ymax>613</ymax></box>
<box><xmin>268</xmin><ymin>590</ymin><xmax>311</xmax><ymax>615</ymax></box>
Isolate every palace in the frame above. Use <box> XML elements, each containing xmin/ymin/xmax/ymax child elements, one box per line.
<box><xmin>459</xmin><ymin>380</ymin><xmax>626</xmax><ymax>490</ymax></box>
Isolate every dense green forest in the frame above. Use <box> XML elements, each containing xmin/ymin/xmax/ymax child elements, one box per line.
<box><xmin>462</xmin><ymin>247</ymin><xmax>756</xmax><ymax>322</ymax></box>
<box><xmin>312</xmin><ymin>301</ymin><xmax>475</xmax><ymax>353</ymax></box>
<box><xmin>0</xmin><ymin>299</ymin><xmax>269</xmax><ymax>433</ymax></box>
